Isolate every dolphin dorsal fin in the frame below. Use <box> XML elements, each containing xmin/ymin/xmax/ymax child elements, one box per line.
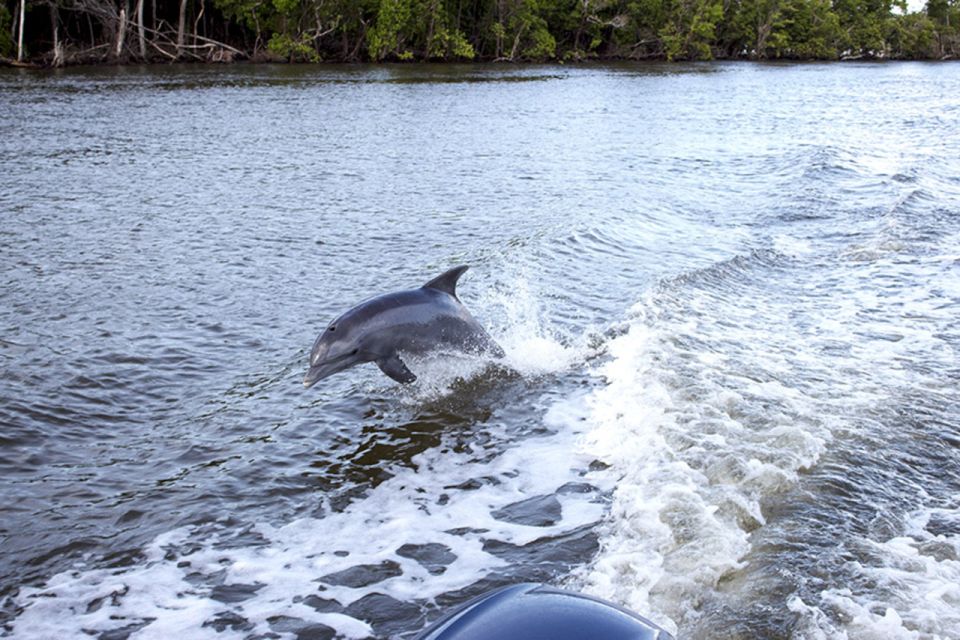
<box><xmin>422</xmin><ymin>265</ymin><xmax>469</xmax><ymax>298</ymax></box>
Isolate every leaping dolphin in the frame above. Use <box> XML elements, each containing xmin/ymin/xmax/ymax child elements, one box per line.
<box><xmin>303</xmin><ymin>265</ymin><xmax>504</xmax><ymax>387</ymax></box>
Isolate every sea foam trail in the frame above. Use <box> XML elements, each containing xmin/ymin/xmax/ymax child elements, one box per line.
<box><xmin>560</xmin><ymin>300</ymin><xmax>828</xmax><ymax>635</ymax></box>
<box><xmin>789</xmin><ymin>505</ymin><xmax>960</xmax><ymax>640</ymax></box>
<box><xmin>562</xmin><ymin>207</ymin><xmax>960</xmax><ymax>638</ymax></box>
<box><xmin>7</xmin><ymin>418</ymin><xmax>606</xmax><ymax>639</ymax></box>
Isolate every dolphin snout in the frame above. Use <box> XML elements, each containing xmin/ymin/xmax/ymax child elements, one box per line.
<box><xmin>303</xmin><ymin>353</ymin><xmax>358</xmax><ymax>388</ymax></box>
<box><xmin>304</xmin><ymin>341</ymin><xmax>334</xmax><ymax>388</ymax></box>
<box><xmin>303</xmin><ymin>363</ymin><xmax>333</xmax><ymax>388</ymax></box>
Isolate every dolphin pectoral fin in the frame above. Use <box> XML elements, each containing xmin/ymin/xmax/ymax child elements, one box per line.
<box><xmin>377</xmin><ymin>354</ymin><xmax>417</xmax><ymax>384</ymax></box>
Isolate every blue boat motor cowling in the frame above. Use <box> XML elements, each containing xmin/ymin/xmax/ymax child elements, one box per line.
<box><xmin>416</xmin><ymin>583</ymin><xmax>674</xmax><ymax>640</ymax></box>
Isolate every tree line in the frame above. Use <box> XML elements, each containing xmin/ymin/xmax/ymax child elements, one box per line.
<box><xmin>2</xmin><ymin>0</ymin><xmax>958</xmax><ymax>66</ymax></box>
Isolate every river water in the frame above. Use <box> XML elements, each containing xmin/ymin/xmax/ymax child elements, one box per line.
<box><xmin>1</xmin><ymin>61</ymin><xmax>958</xmax><ymax>639</ymax></box>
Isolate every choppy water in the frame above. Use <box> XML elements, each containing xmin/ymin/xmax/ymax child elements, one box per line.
<box><xmin>1</xmin><ymin>61</ymin><xmax>959</xmax><ymax>640</ymax></box>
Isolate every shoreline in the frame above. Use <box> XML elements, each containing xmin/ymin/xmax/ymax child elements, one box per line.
<box><xmin>3</xmin><ymin>54</ymin><xmax>957</xmax><ymax>71</ymax></box>
<box><xmin>4</xmin><ymin>0</ymin><xmax>956</xmax><ymax>72</ymax></box>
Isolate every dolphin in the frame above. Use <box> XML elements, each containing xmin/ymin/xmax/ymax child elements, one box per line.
<box><xmin>303</xmin><ymin>265</ymin><xmax>504</xmax><ymax>387</ymax></box>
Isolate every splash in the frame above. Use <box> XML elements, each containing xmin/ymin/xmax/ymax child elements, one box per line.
<box><xmin>480</xmin><ymin>273</ymin><xmax>585</xmax><ymax>377</ymax></box>
<box><xmin>398</xmin><ymin>271</ymin><xmax>588</xmax><ymax>402</ymax></box>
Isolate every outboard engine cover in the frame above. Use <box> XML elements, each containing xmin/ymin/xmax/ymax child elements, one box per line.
<box><xmin>416</xmin><ymin>583</ymin><xmax>674</xmax><ymax>640</ymax></box>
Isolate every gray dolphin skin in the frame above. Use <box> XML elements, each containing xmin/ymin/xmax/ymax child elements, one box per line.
<box><xmin>303</xmin><ymin>265</ymin><xmax>505</xmax><ymax>387</ymax></box>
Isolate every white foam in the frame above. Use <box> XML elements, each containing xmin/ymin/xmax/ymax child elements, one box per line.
<box><xmin>793</xmin><ymin>507</ymin><xmax>960</xmax><ymax>640</ymax></box>
<box><xmin>773</xmin><ymin>233</ymin><xmax>815</xmax><ymax>258</ymax></box>
<box><xmin>12</xmin><ymin>529</ymin><xmax>226</xmax><ymax>640</ymax></box>
<box><xmin>560</xmin><ymin>293</ymin><xmax>831</xmax><ymax>633</ymax></box>
<box><xmin>568</xmin><ymin>227</ymin><xmax>960</xmax><ymax>637</ymax></box>
<box><xmin>563</xmin><ymin>327</ymin><xmax>742</xmax><ymax>633</ymax></box>
<box><xmin>12</xmin><ymin>244</ymin><xmax>958</xmax><ymax>638</ymax></box>
<box><xmin>7</xmin><ymin>405</ymin><xmax>604</xmax><ymax>639</ymax></box>
<box><xmin>400</xmin><ymin>350</ymin><xmax>498</xmax><ymax>400</ymax></box>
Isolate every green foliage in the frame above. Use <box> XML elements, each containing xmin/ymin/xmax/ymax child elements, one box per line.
<box><xmin>721</xmin><ymin>0</ymin><xmax>843</xmax><ymax>58</ymax></box>
<box><xmin>212</xmin><ymin>0</ymin><xmax>270</xmax><ymax>33</ymax></box>
<box><xmin>367</xmin><ymin>0</ymin><xmax>412</xmax><ymax>60</ymax></box>
<box><xmin>542</xmin><ymin>0</ymin><xmax>610</xmax><ymax>57</ymax></box>
<box><xmin>621</xmin><ymin>0</ymin><xmax>668</xmax><ymax>56</ymax></box>
<box><xmin>0</xmin><ymin>4</ymin><xmax>14</xmax><ymax>59</ymax></box>
<box><xmin>367</xmin><ymin>0</ymin><xmax>475</xmax><ymax>61</ymax></box>
<box><xmin>267</xmin><ymin>32</ymin><xmax>320</xmax><ymax>60</ymax></box>
<box><xmin>490</xmin><ymin>20</ymin><xmax>506</xmax><ymax>49</ymax></box>
<box><xmin>832</xmin><ymin>0</ymin><xmax>893</xmax><ymax>54</ymax></box>
<box><xmin>428</xmin><ymin>24</ymin><xmax>476</xmax><ymax>59</ymax></box>
<box><xmin>925</xmin><ymin>0</ymin><xmax>960</xmax><ymax>58</ymax></box>
<box><xmin>887</xmin><ymin>12</ymin><xmax>937</xmax><ymax>57</ymax></box>
<box><xmin>7</xmin><ymin>0</ymin><xmax>958</xmax><ymax>64</ymax></box>
<box><xmin>657</xmin><ymin>0</ymin><xmax>723</xmax><ymax>59</ymax></box>
<box><xmin>271</xmin><ymin>0</ymin><xmax>298</xmax><ymax>15</ymax></box>
<box><xmin>490</xmin><ymin>0</ymin><xmax>558</xmax><ymax>59</ymax></box>
<box><xmin>525</xmin><ymin>19</ymin><xmax>557</xmax><ymax>58</ymax></box>
<box><xmin>328</xmin><ymin>0</ymin><xmax>378</xmax><ymax>60</ymax></box>
<box><xmin>925</xmin><ymin>0</ymin><xmax>953</xmax><ymax>25</ymax></box>
<box><xmin>774</xmin><ymin>0</ymin><xmax>843</xmax><ymax>58</ymax></box>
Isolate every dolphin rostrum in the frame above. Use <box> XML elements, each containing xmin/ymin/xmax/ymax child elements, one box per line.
<box><xmin>303</xmin><ymin>265</ymin><xmax>504</xmax><ymax>387</ymax></box>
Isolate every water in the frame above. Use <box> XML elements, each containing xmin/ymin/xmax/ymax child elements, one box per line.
<box><xmin>1</xmin><ymin>61</ymin><xmax>959</xmax><ymax>639</ymax></box>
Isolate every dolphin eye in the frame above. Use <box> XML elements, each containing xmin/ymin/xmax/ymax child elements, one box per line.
<box><xmin>328</xmin><ymin>326</ymin><xmax>336</xmax><ymax>332</ymax></box>
<box><xmin>351</xmin><ymin>349</ymin><xmax>359</xmax><ymax>355</ymax></box>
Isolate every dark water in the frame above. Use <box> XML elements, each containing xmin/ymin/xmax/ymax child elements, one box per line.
<box><xmin>1</xmin><ymin>62</ymin><xmax>959</xmax><ymax>639</ymax></box>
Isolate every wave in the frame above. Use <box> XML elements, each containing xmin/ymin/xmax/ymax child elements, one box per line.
<box><xmin>3</xmin><ymin>272</ymin><xmax>603</xmax><ymax>640</ymax></box>
<box><xmin>559</xmin><ymin>193</ymin><xmax>960</xmax><ymax>637</ymax></box>
<box><xmin>561</xmin><ymin>300</ymin><xmax>828</xmax><ymax>635</ymax></box>
<box><xmin>791</xmin><ymin>505</ymin><xmax>960</xmax><ymax>639</ymax></box>
<box><xmin>5</xmin><ymin>410</ymin><xmax>609</xmax><ymax>639</ymax></box>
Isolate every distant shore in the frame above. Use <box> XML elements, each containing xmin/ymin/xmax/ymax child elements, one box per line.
<box><xmin>3</xmin><ymin>0</ymin><xmax>957</xmax><ymax>70</ymax></box>
<box><xmin>2</xmin><ymin>52</ymin><xmax>957</xmax><ymax>70</ymax></box>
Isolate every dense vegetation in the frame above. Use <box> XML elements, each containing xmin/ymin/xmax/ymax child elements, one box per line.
<box><xmin>2</xmin><ymin>0</ymin><xmax>958</xmax><ymax>66</ymax></box>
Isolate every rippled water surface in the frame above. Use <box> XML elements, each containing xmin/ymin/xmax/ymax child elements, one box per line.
<box><xmin>1</xmin><ymin>62</ymin><xmax>959</xmax><ymax>639</ymax></box>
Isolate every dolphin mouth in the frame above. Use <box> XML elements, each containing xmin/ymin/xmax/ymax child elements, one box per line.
<box><xmin>303</xmin><ymin>354</ymin><xmax>358</xmax><ymax>388</ymax></box>
<box><xmin>303</xmin><ymin>363</ymin><xmax>337</xmax><ymax>388</ymax></box>
<box><xmin>303</xmin><ymin>362</ymin><xmax>339</xmax><ymax>389</ymax></box>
